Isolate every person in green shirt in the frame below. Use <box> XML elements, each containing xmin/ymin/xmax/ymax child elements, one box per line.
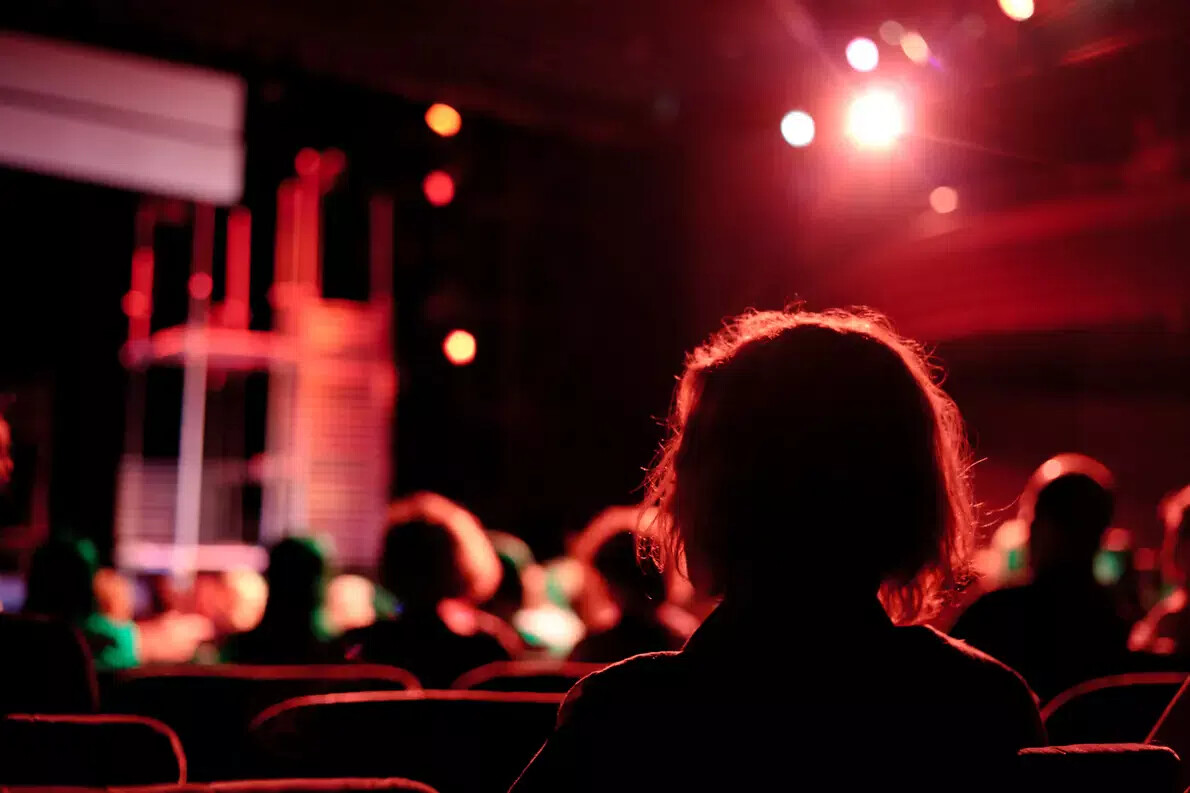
<box><xmin>24</xmin><ymin>536</ymin><xmax>139</xmax><ymax>671</ymax></box>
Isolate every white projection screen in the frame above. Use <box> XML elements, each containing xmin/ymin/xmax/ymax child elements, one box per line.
<box><xmin>0</xmin><ymin>31</ymin><xmax>244</xmax><ymax>204</ymax></box>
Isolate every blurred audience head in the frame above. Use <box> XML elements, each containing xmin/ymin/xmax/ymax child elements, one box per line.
<box><xmin>1022</xmin><ymin>454</ymin><xmax>1115</xmax><ymax>577</ymax></box>
<box><xmin>263</xmin><ymin>536</ymin><xmax>329</xmax><ymax>619</ymax></box>
<box><xmin>24</xmin><ymin>536</ymin><xmax>99</xmax><ymax>622</ymax></box>
<box><xmin>381</xmin><ymin>492</ymin><xmax>501</xmax><ymax>612</ymax></box>
<box><xmin>485</xmin><ymin>530</ymin><xmax>534</xmax><ymax>623</ymax></box>
<box><xmin>644</xmin><ymin>309</ymin><xmax>975</xmax><ymax>624</ymax></box>
<box><xmin>1160</xmin><ymin>484</ymin><xmax>1190</xmax><ymax>585</ymax></box>
<box><xmin>593</xmin><ymin>530</ymin><xmax>665</xmax><ymax>616</ymax></box>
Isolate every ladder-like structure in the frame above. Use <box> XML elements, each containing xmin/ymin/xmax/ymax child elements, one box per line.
<box><xmin>115</xmin><ymin>152</ymin><xmax>395</xmax><ymax>575</ymax></box>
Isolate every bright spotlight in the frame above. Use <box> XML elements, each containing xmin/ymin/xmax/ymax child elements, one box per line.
<box><xmin>845</xmin><ymin>37</ymin><xmax>879</xmax><ymax>72</ymax></box>
<box><xmin>900</xmin><ymin>32</ymin><xmax>930</xmax><ymax>65</ymax></box>
<box><xmin>426</xmin><ymin>103</ymin><xmax>462</xmax><ymax>137</ymax></box>
<box><xmin>443</xmin><ymin>329</ymin><xmax>477</xmax><ymax>366</ymax></box>
<box><xmin>929</xmin><ymin>186</ymin><xmax>959</xmax><ymax>214</ymax></box>
<box><xmin>998</xmin><ymin>0</ymin><xmax>1034</xmax><ymax>22</ymax></box>
<box><xmin>879</xmin><ymin>20</ymin><xmax>905</xmax><ymax>46</ymax></box>
<box><xmin>845</xmin><ymin>89</ymin><xmax>906</xmax><ymax>150</ymax></box>
<box><xmin>780</xmin><ymin>110</ymin><xmax>815</xmax><ymax>147</ymax></box>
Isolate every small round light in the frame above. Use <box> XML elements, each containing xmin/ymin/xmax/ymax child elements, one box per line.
<box><xmin>780</xmin><ymin>110</ymin><xmax>815</xmax><ymax>148</ymax></box>
<box><xmin>425</xmin><ymin>103</ymin><xmax>462</xmax><ymax>137</ymax></box>
<box><xmin>188</xmin><ymin>272</ymin><xmax>213</xmax><ymax>300</ymax></box>
<box><xmin>998</xmin><ymin>0</ymin><xmax>1034</xmax><ymax>22</ymax></box>
<box><xmin>423</xmin><ymin>171</ymin><xmax>455</xmax><ymax>207</ymax></box>
<box><xmin>879</xmin><ymin>20</ymin><xmax>905</xmax><ymax>46</ymax></box>
<box><xmin>845</xmin><ymin>37</ymin><xmax>880</xmax><ymax>72</ymax></box>
<box><xmin>929</xmin><ymin>186</ymin><xmax>959</xmax><ymax>214</ymax></box>
<box><xmin>900</xmin><ymin>32</ymin><xmax>930</xmax><ymax>65</ymax></box>
<box><xmin>294</xmin><ymin>148</ymin><xmax>321</xmax><ymax>177</ymax></box>
<box><xmin>443</xmin><ymin>329</ymin><xmax>477</xmax><ymax>366</ymax></box>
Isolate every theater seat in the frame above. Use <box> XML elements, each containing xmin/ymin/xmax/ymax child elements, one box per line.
<box><xmin>1018</xmin><ymin>743</ymin><xmax>1181</xmax><ymax>793</ymax></box>
<box><xmin>248</xmin><ymin>690</ymin><xmax>564</xmax><ymax>793</ymax></box>
<box><xmin>0</xmin><ymin>713</ymin><xmax>186</xmax><ymax>785</ymax></box>
<box><xmin>108</xmin><ymin>664</ymin><xmax>422</xmax><ymax>781</ymax></box>
<box><xmin>1042</xmin><ymin>673</ymin><xmax>1188</xmax><ymax>745</ymax></box>
<box><xmin>0</xmin><ymin>613</ymin><xmax>99</xmax><ymax>714</ymax></box>
<box><xmin>451</xmin><ymin>660</ymin><xmax>606</xmax><ymax>692</ymax></box>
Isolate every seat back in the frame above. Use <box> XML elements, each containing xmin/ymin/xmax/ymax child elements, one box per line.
<box><xmin>0</xmin><ymin>779</ymin><xmax>441</xmax><ymax>793</ymax></box>
<box><xmin>1042</xmin><ymin>673</ymin><xmax>1188</xmax><ymax>744</ymax></box>
<box><xmin>451</xmin><ymin>660</ymin><xmax>605</xmax><ymax>692</ymax></box>
<box><xmin>1017</xmin><ymin>744</ymin><xmax>1181</xmax><ymax>793</ymax></box>
<box><xmin>0</xmin><ymin>713</ymin><xmax>186</xmax><ymax>785</ymax></box>
<box><xmin>248</xmin><ymin>690</ymin><xmax>563</xmax><ymax>793</ymax></box>
<box><xmin>108</xmin><ymin>665</ymin><xmax>421</xmax><ymax>780</ymax></box>
<box><xmin>0</xmin><ymin>613</ymin><xmax>98</xmax><ymax>714</ymax></box>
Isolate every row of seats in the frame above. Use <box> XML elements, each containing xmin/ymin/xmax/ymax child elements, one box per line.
<box><xmin>9</xmin><ymin>779</ymin><xmax>440</xmax><ymax>793</ymax></box>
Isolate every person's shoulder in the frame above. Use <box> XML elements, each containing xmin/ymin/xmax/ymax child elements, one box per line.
<box><xmin>560</xmin><ymin>651</ymin><xmax>683</xmax><ymax>715</ymax></box>
<box><xmin>905</xmin><ymin>625</ymin><xmax>1042</xmax><ymax>711</ymax></box>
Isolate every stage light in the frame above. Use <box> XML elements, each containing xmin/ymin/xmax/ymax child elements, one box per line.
<box><xmin>443</xmin><ymin>329</ymin><xmax>477</xmax><ymax>366</ymax></box>
<box><xmin>998</xmin><ymin>0</ymin><xmax>1034</xmax><ymax>22</ymax></box>
<box><xmin>845</xmin><ymin>88</ymin><xmax>906</xmax><ymax>149</ymax></box>
<box><xmin>423</xmin><ymin>170</ymin><xmax>455</xmax><ymax>207</ymax></box>
<box><xmin>845</xmin><ymin>37</ymin><xmax>879</xmax><ymax>72</ymax></box>
<box><xmin>425</xmin><ymin>103</ymin><xmax>462</xmax><ymax>137</ymax></box>
<box><xmin>900</xmin><ymin>32</ymin><xmax>930</xmax><ymax>65</ymax></box>
<box><xmin>780</xmin><ymin>110</ymin><xmax>815</xmax><ymax>147</ymax></box>
<box><xmin>879</xmin><ymin>20</ymin><xmax>905</xmax><ymax>46</ymax></box>
<box><xmin>929</xmin><ymin>186</ymin><xmax>959</xmax><ymax>214</ymax></box>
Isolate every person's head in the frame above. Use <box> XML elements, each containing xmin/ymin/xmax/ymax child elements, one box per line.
<box><xmin>1022</xmin><ymin>455</ymin><xmax>1114</xmax><ymax>577</ymax></box>
<box><xmin>644</xmin><ymin>309</ymin><xmax>976</xmax><ymax>624</ymax></box>
<box><xmin>24</xmin><ymin>536</ymin><xmax>100</xmax><ymax>622</ymax></box>
<box><xmin>1160</xmin><ymin>484</ymin><xmax>1190</xmax><ymax>585</ymax></box>
<box><xmin>380</xmin><ymin>493</ymin><xmax>500</xmax><ymax>612</ymax></box>
<box><xmin>262</xmin><ymin>537</ymin><xmax>328</xmax><ymax>619</ymax></box>
<box><xmin>593</xmin><ymin>530</ymin><xmax>666</xmax><ymax>617</ymax></box>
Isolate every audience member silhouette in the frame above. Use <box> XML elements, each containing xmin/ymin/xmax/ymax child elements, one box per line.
<box><xmin>1129</xmin><ymin>485</ymin><xmax>1190</xmax><ymax>656</ymax></box>
<box><xmin>23</xmin><ymin>536</ymin><xmax>139</xmax><ymax>671</ymax></box>
<box><xmin>340</xmin><ymin>493</ymin><xmax>513</xmax><ymax>686</ymax></box>
<box><xmin>513</xmin><ymin>309</ymin><xmax>1044</xmax><ymax>793</ymax></box>
<box><xmin>953</xmin><ymin>455</ymin><xmax>1131</xmax><ymax>700</ymax></box>
<box><xmin>569</xmin><ymin>530</ymin><xmax>686</xmax><ymax>662</ymax></box>
<box><xmin>222</xmin><ymin>537</ymin><xmax>334</xmax><ymax>664</ymax></box>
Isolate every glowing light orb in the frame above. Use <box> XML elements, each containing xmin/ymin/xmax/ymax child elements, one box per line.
<box><xmin>879</xmin><ymin>21</ymin><xmax>905</xmax><ymax>46</ymax></box>
<box><xmin>929</xmin><ymin>186</ymin><xmax>959</xmax><ymax>214</ymax></box>
<box><xmin>900</xmin><ymin>32</ymin><xmax>930</xmax><ymax>65</ymax></box>
<box><xmin>845</xmin><ymin>88</ymin><xmax>906</xmax><ymax>149</ymax></box>
<box><xmin>998</xmin><ymin>0</ymin><xmax>1034</xmax><ymax>22</ymax></box>
<box><xmin>780</xmin><ymin>110</ymin><xmax>815</xmax><ymax>147</ymax></box>
<box><xmin>425</xmin><ymin>103</ymin><xmax>462</xmax><ymax>137</ymax></box>
<box><xmin>443</xmin><ymin>329</ymin><xmax>477</xmax><ymax>365</ymax></box>
<box><xmin>845</xmin><ymin>37</ymin><xmax>880</xmax><ymax>72</ymax></box>
<box><xmin>423</xmin><ymin>170</ymin><xmax>455</xmax><ymax>207</ymax></box>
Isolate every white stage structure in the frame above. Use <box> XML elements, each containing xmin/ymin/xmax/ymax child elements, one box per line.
<box><xmin>115</xmin><ymin>154</ymin><xmax>395</xmax><ymax>575</ymax></box>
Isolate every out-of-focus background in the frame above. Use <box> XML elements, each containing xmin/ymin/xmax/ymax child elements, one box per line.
<box><xmin>0</xmin><ymin>0</ymin><xmax>1188</xmax><ymax>581</ymax></box>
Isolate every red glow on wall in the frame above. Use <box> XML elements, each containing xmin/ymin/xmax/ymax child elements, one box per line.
<box><xmin>122</xmin><ymin>290</ymin><xmax>150</xmax><ymax>318</ymax></box>
<box><xmin>423</xmin><ymin>170</ymin><xmax>455</xmax><ymax>207</ymax></box>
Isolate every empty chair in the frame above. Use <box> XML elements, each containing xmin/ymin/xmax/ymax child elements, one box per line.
<box><xmin>451</xmin><ymin>660</ymin><xmax>605</xmax><ymax>692</ymax></box>
<box><xmin>0</xmin><ymin>613</ymin><xmax>99</xmax><ymax>714</ymax></box>
<box><xmin>1042</xmin><ymin>673</ymin><xmax>1188</xmax><ymax>745</ymax></box>
<box><xmin>249</xmin><ymin>690</ymin><xmax>563</xmax><ymax>793</ymax></box>
<box><xmin>0</xmin><ymin>713</ymin><xmax>185</xmax><ymax>785</ymax></box>
<box><xmin>108</xmin><ymin>664</ymin><xmax>421</xmax><ymax>780</ymax></box>
<box><xmin>1017</xmin><ymin>744</ymin><xmax>1181</xmax><ymax>793</ymax></box>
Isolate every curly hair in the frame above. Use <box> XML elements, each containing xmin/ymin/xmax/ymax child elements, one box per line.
<box><xmin>642</xmin><ymin>308</ymin><xmax>976</xmax><ymax>624</ymax></box>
